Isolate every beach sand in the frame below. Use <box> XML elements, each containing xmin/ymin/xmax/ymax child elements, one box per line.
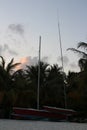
<box><xmin>0</xmin><ymin>119</ymin><xmax>87</xmax><ymax>130</ymax></box>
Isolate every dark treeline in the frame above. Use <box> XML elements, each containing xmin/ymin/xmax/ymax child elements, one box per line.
<box><xmin>0</xmin><ymin>42</ymin><xmax>87</xmax><ymax>118</ymax></box>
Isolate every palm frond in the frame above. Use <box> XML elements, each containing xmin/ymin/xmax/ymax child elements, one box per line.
<box><xmin>67</xmin><ymin>48</ymin><xmax>87</xmax><ymax>58</ymax></box>
<box><xmin>10</xmin><ymin>63</ymin><xmax>21</xmax><ymax>69</ymax></box>
<box><xmin>77</xmin><ymin>42</ymin><xmax>87</xmax><ymax>49</ymax></box>
<box><xmin>6</xmin><ymin>58</ymin><xmax>21</xmax><ymax>73</ymax></box>
<box><xmin>78</xmin><ymin>58</ymin><xmax>87</xmax><ymax>71</ymax></box>
<box><xmin>0</xmin><ymin>56</ymin><xmax>5</xmax><ymax>68</ymax></box>
<box><xmin>7</xmin><ymin>58</ymin><xmax>14</xmax><ymax>67</ymax></box>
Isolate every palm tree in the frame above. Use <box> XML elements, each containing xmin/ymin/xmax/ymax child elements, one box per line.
<box><xmin>25</xmin><ymin>61</ymin><xmax>49</xmax><ymax>108</ymax></box>
<box><xmin>46</xmin><ymin>64</ymin><xmax>63</xmax><ymax>83</ymax></box>
<box><xmin>0</xmin><ymin>56</ymin><xmax>21</xmax><ymax>117</ymax></box>
<box><xmin>67</xmin><ymin>40</ymin><xmax>87</xmax><ymax>110</ymax></box>
<box><xmin>67</xmin><ymin>42</ymin><xmax>87</xmax><ymax>71</ymax></box>
<box><xmin>25</xmin><ymin>61</ymin><xmax>49</xmax><ymax>90</ymax></box>
<box><xmin>0</xmin><ymin>56</ymin><xmax>20</xmax><ymax>74</ymax></box>
<box><xmin>12</xmin><ymin>69</ymin><xmax>28</xmax><ymax>91</ymax></box>
<box><xmin>66</xmin><ymin>70</ymin><xmax>87</xmax><ymax>110</ymax></box>
<box><xmin>0</xmin><ymin>56</ymin><xmax>21</xmax><ymax>91</ymax></box>
<box><xmin>43</xmin><ymin>64</ymin><xmax>66</xmax><ymax>107</ymax></box>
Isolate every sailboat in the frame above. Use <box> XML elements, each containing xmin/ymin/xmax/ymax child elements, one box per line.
<box><xmin>11</xmin><ymin>36</ymin><xmax>71</xmax><ymax>121</ymax></box>
<box><xmin>11</xmin><ymin>34</ymin><xmax>77</xmax><ymax>121</ymax></box>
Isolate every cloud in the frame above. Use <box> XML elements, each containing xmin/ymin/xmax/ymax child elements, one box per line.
<box><xmin>0</xmin><ymin>44</ymin><xmax>18</xmax><ymax>56</ymax></box>
<box><xmin>67</xmin><ymin>62</ymin><xmax>80</xmax><ymax>72</ymax></box>
<box><xmin>16</xmin><ymin>56</ymin><xmax>38</xmax><ymax>70</ymax></box>
<box><xmin>8</xmin><ymin>24</ymin><xmax>24</xmax><ymax>36</ymax></box>
<box><xmin>70</xmin><ymin>62</ymin><xmax>78</xmax><ymax>68</ymax></box>
<box><xmin>7</xmin><ymin>23</ymin><xmax>27</xmax><ymax>46</ymax></box>
<box><xmin>0</xmin><ymin>45</ymin><xmax>3</xmax><ymax>55</ymax></box>
<box><xmin>15</xmin><ymin>56</ymin><xmax>49</xmax><ymax>70</ymax></box>
<box><xmin>57</xmin><ymin>55</ymin><xmax>69</xmax><ymax>65</ymax></box>
<box><xmin>42</xmin><ymin>56</ymin><xmax>48</xmax><ymax>62</ymax></box>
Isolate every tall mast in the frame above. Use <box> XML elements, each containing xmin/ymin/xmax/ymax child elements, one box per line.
<box><xmin>37</xmin><ymin>36</ymin><xmax>41</xmax><ymax>109</ymax></box>
<box><xmin>57</xmin><ymin>14</ymin><xmax>67</xmax><ymax>109</ymax></box>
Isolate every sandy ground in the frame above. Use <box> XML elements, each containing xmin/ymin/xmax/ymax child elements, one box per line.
<box><xmin>0</xmin><ymin>119</ymin><xmax>87</xmax><ymax>130</ymax></box>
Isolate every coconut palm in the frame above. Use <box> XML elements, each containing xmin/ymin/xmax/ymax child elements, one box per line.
<box><xmin>43</xmin><ymin>64</ymin><xmax>66</xmax><ymax>107</ymax></box>
<box><xmin>0</xmin><ymin>56</ymin><xmax>21</xmax><ymax>74</ymax></box>
<box><xmin>25</xmin><ymin>61</ymin><xmax>49</xmax><ymax>90</ymax></box>
<box><xmin>12</xmin><ymin>69</ymin><xmax>28</xmax><ymax>91</ymax></box>
<box><xmin>0</xmin><ymin>56</ymin><xmax>21</xmax><ymax>91</ymax></box>
<box><xmin>67</xmin><ymin>42</ymin><xmax>87</xmax><ymax>71</ymax></box>
<box><xmin>46</xmin><ymin>64</ymin><xmax>63</xmax><ymax>83</ymax></box>
<box><xmin>25</xmin><ymin>61</ymin><xmax>49</xmax><ymax>108</ymax></box>
<box><xmin>0</xmin><ymin>56</ymin><xmax>21</xmax><ymax>117</ymax></box>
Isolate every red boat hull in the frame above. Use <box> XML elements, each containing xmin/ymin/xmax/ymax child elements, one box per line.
<box><xmin>43</xmin><ymin>106</ymin><xmax>77</xmax><ymax>116</ymax></box>
<box><xmin>12</xmin><ymin>107</ymin><xmax>68</xmax><ymax>121</ymax></box>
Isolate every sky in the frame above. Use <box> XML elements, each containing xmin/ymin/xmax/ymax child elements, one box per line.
<box><xmin>0</xmin><ymin>0</ymin><xmax>87</xmax><ymax>73</ymax></box>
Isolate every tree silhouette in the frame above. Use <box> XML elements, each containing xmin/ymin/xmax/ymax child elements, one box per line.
<box><xmin>67</xmin><ymin>42</ymin><xmax>87</xmax><ymax>71</ymax></box>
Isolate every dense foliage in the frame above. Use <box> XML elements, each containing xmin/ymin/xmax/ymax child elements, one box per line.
<box><xmin>0</xmin><ymin>42</ymin><xmax>87</xmax><ymax>118</ymax></box>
